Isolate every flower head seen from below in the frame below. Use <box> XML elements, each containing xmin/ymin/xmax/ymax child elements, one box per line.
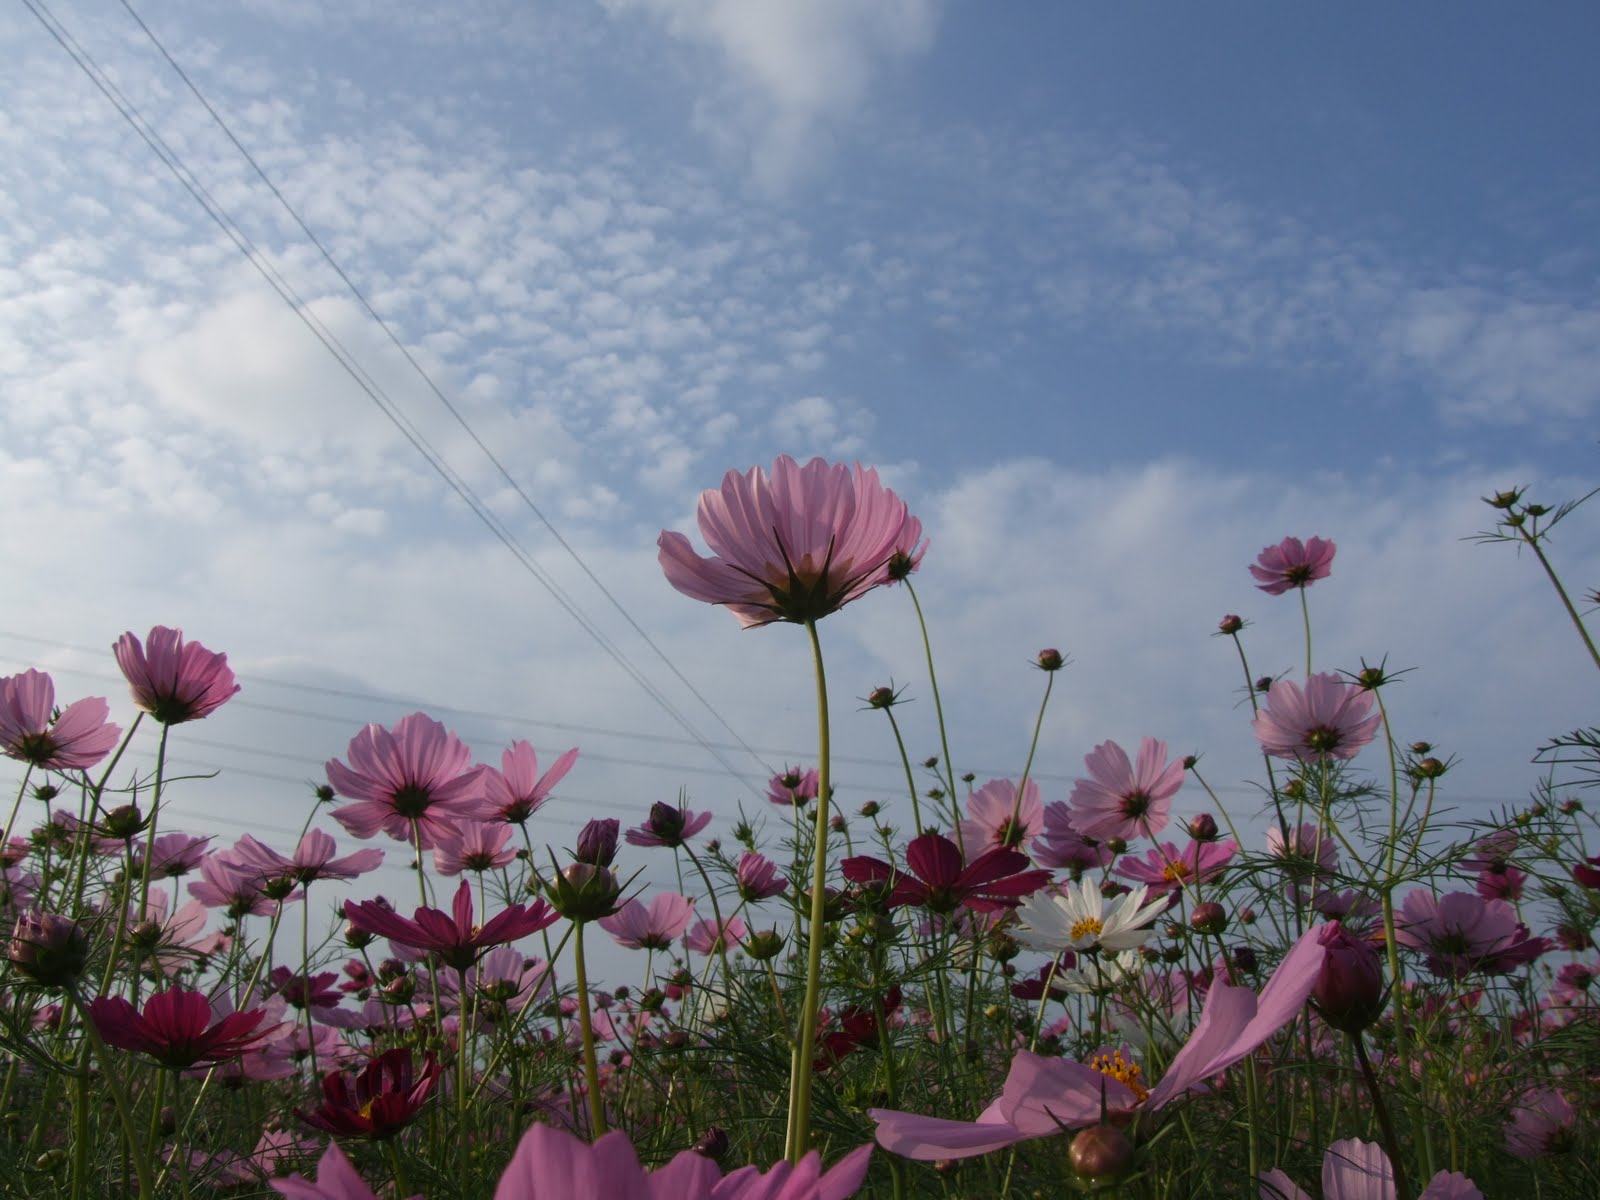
<box><xmin>768</xmin><ymin>766</ymin><xmax>819</xmax><ymax>807</ymax></box>
<box><xmin>842</xmin><ymin>831</ymin><xmax>1049</xmax><ymax>915</ymax></box>
<box><xmin>1253</xmin><ymin>674</ymin><xmax>1381</xmax><ymax>762</ymax></box>
<box><xmin>1013</xmin><ymin>879</ymin><xmax>1168</xmax><ymax>955</ymax></box>
<box><xmin>271</xmin><ymin>1139</ymin><xmax>422</xmax><ymax>1200</ymax></box>
<box><xmin>484</xmin><ymin>740</ymin><xmax>579</xmax><ymax>825</ymax></box>
<box><xmin>0</xmin><ymin>670</ymin><xmax>120</xmax><ymax>771</ymax></box>
<box><xmin>625</xmin><ymin>798</ymin><xmax>713</xmax><ymax>849</ymax></box>
<box><xmin>1069</xmin><ymin>738</ymin><xmax>1184</xmax><ymax>843</ymax></box>
<box><xmin>89</xmin><ymin>987</ymin><xmax>276</xmax><ymax>1070</ymax></box>
<box><xmin>297</xmin><ymin>1047</ymin><xmax>442</xmax><ymax>1140</ymax></box>
<box><xmin>659</xmin><ymin>455</ymin><xmax>925</xmax><ymax>628</ymax></box>
<box><xmin>325</xmin><ymin>713</ymin><xmax>489</xmax><ymax>850</ymax></box>
<box><xmin>1503</xmin><ymin>1087</ymin><xmax>1577</xmax><ymax>1159</ymax></box>
<box><xmin>1249</xmin><ymin>536</ymin><xmax>1336</xmax><ymax>595</ymax></box>
<box><xmin>113</xmin><ymin>626</ymin><xmax>240</xmax><ymax>725</ymax></box>
<box><xmin>344</xmin><ymin>879</ymin><xmax>558</xmax><ymax>971</ymax></box>
<box><xmin>598</xmin><ymin>893</ymin><xmax>696</xmax><ymax>951</ymax></box>
<box><xmin>958</xmin><ymin>779</ymin><xmax>1045</xmax><ymax>854</ymax></box>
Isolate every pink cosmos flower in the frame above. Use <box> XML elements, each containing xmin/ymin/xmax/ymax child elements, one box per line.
<box><xmin>271</xmin><ymin>1139</ymin><xmax>419</xmax><ymax>1200</ymax></box>
<box><xmin>685</xmin><ymin>915</ymin><xmax>747</xmax><ymax>956</ymax></box>
<box><xmin>1115</xmin><ymin>840</ymin><xmax>1237</xmax><ymax>897</ymax></box>
<box><xmin>1252</xmin><ymin>674</ymin><xmax>1381</xmax><ymax>762</ymax></box>
<box><xmin>625</xmin><ymin>799</ymin><xmax>713</xmax><ymax>848</ymax></box>
<box><xmin>958</xmin><ymin>779</ymin><xmax>1045</xmax><ymax>854</ymax></box>
<box><xmin>1249</xmin><ymin>536</ymin><xmax>1336</xmax><ymax>595</ymax></box>
<box><xmin>484</xmin><ymin>740</ymin><xmax>579</xmax><ymax>824</ymax></box>
<box><xmin>768</xmin><ymin>766</ymin><xmax>819</xmax><ymax>807</ymax></box>
<box><xmin>90</xmin><ymin>986</ymin><xmax>277</xmax><ymax>1069</ymax></box>
<box><xmin>841</xmin><ymin>831</ymin><xmax>1050</xmax><ymax>914</ymax></box>
<box><xmin>132</xmin><ymin>832</ymin><xmax>214</xmax><ymax>879</ymax></box>
<box><xmin>871</xmin><ymin>922</ymin><xmax>1330</xmax><ymax>1159</ymax></box>
<box><xmin>432</xmin><ymin>820</ymin><xmax>517</xmax><ymax>875</ymax></box>
<box><xmin>113</xmin><ymin>626</ymin><xmax>240</xmax><ymax>724</ymax></box>
<box><xmin>1031</xmin><ymin>801</ymin><xmax>1115</xmax><ymax>874</ymax></box>
<box><xmin>1395</xmin><ymin>890</ymin><xmax>1549</xmax><ymax>978</ymax></box>
<box><xmin>231</xmin><ymin>829</ymin><xmax>384</xmax><ymax>887</ymax></box>
<box><xmin>1069</xmin><ymin>739</ymin><xmax>1184</xmax><ymax>843</ymax></box>
<box><xmin>1503</xmin><ymin>1087</ymin><xmax>1576</xmax><ymax>1159</ymax></box>
<box><xmin>1259</xmin><ymin>1138</ymin><xmax>1483</xmax><ymax>1199</ymax></box>
<box><xmin>298</xmin><ymin>1047</ymin><xmax>442</xmax><ymax>1140</ymax></box>
<box><xmin>598</xmin><ymin>893</ymin><xmax>696</xmax><ymax>951</ymax></box>
<box><xmin>0</xmin><ymin>670</ymin><xmax>120</xmax><ymax>770</ymax></box>
<box><xmin>187</xmin><ymin>850</ymin><xmax>277</xmax><ymax>917</ymax></box>
<box><xmin>326</xmin><ymin>713</ymin><xmax>490</xmax><ymax>850</ymax></box>
<box><xmin>344</xmin><ymin>879</ymin><xmax>559</xmax><ymax>971</ymax></box>
<box><xmin>659</xmin><ymin>454</ymin><xmax>926</xmax><ymax>629</ymax></box>
<box><xmin>736</xmin><ymin>851</ymin><xmax>788</xmax><ymax>902</ymax></box>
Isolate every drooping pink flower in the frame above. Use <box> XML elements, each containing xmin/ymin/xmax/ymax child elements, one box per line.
<box><xmin>625</xmin><ymin>799</ymin><xmax>713</xmax><ymax>849</ymax></box>
<box><xmin>0</xmin><ymin>670</ymin><xmax>120</xmax><ymax>770</ymax></box>
<box><xmin>736</xmin><ymin>851</ymin><xmax>789</xmax><ymax>902</ymax></box>
<box><xmin>958</xmin><ymin>779</ymin><xmax>1046</xmax><ymax>854</ymax></box>
<box><xmin>1249</xmin><ymin>536</ymin><xmax>1336</xmax><ymax>595</ymax></box>
<box><xmin>1252</xmin><ymin>673</ymin><xmax>1380</xmax><ymax>762</ymax></box>
<box><xmin>870</xmin><ymin>922</ymin><xmax>1330</xmax><ymax>1159</ymax></box>
<box><xmin>1504</xmin><ymin>1087</ymin><xmax>1577</xmax><ymax>1159</ymax></box>
<box><xmin>1069</xmin><ymin>739</ymin><xmax>1183</xmax><ymax>843</ymax></box>
<box><xmin>132</xmin><ymin>832</ymin><xmax>214</xmax><ymax>879</ymax></box>
<box><xmin>841</xmin><ymin>831</ymin><xmax>1050</xmax><ymax>915</ymax></box>
<box><xmin>271</xmin><ymin>1138</ymin><xmax>418</xmax><ymax>1200</ymax></box>
<box><xmin>113</xmin><ymin>626</ymin><xmax>240</xmax><ymax>724</ymax></box>
<box><xmin>231</xmin><ymin>829</ymin><xmax>384</xmax><ymax>887</ymax></box>
<box><xmin>1115</xmin><ymin>840</ymin><xmax>1237</xmax><ymax>897</ymax></box>
<box><xmin>597</xmin><ymin>893</ymin><xmax>696</xmax><ymax>951</ymax></box>
<box><xmin>659</xmin><ymin>455</ymin><xmax>926</xmax><ymax>629</ymax></box>
<box><xmin>1395</xmin><ymin>890</ymin><xmax>1549</xmax><ymax>978</ymax></box>
<box><xmin>90</xmin><ymin>987</ymin><xmax>277</xmax><ymax>1069</ymax></box>
<box><xmin>767</xmin><ymin>766</ymin><xmax>819</xmax><ymax>807</ymax></box>
<box><xmin>432</xmin><ymin>820</ymin><xmax>517</xmax><ymax>875</ymax></box>
<box><xmin>1259</xmin><ymin>1138</ymin><xmax>1483</xmax><ymax>1199</ymax></box>
<box><xmin>484</xmin><ymin>741</ymin><xmax>579</xmax><ymax>824</ymax></box>
<box><xmin>684</xmin><ymin>915</ymin><xmax>747</xmax><ymax>956</ymax></box>
<box><xmin>344</xmin><ymin>880</ymin><xmax>558</xmax><ymax>971</ymax></box>
<box><xmin>1031</xmin><ymin>801</ymin><xmax>1115</xmax><ymax>874</ymax></box>
<box><xmin>326</xmin><ymin>713</ymin><xmax>490</xmax><ymax>850</ymax></box>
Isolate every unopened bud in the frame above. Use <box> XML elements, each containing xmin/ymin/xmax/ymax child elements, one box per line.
<box><xmin>1069</xmin><ymin>1124</ymin><xmax>1134</xmax><ymax>1181</ymax></box>
<box><xmin>1217</xmin><ymin>614</ymin><xmax>1243</xmax><ymax>635</ymax></box>
<box><xmin>1187</xmin><ymin>814</ymin><xmax>1219</xmax><ymax>842</ymax></box>
<box><xmin>692</xmin><ymin>1127</ymin><xmax>730</xmax><ymax>1161</ymax></box>
<box><xmin>1036</xmin><ymin>648</ymin><xmax>1065</xmax><ymax>672</ymax></box>
<box><xmin>867</xmin><ymin>686</ymin><xmax>896</xmax><ymax>709</ymax></box>
<box><xmin>1190</xmin><ymin>902</ymin><xmax>1227</xmax><ymax>935</ymax></box>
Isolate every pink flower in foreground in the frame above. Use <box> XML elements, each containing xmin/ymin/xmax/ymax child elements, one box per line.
<box><xmin>0</xmin><ymin>670</ymin><xmax>120</xmax><ymax>770</ymax></box>
<box><xmin>484</xmin><ymin>740</ymin><xmax>579</xmax><ymax>824</ymax></box>
<box><xmin>659</xmin><ymin>455</ymin><xmax>925</xmax><ymax>629</ymax></box>
<box><xmin>1395</xmin><ymin>890</ymin><xmax>1549</xmax><ymax>978</ymax></box>
<box><xmin>1259</xmin><ymin>1138</ymin><xmax>1483</xmax><ymax>1199</ymax></box>
<box><xmin>1504</xmin><ymin>1087</ymin><xmax>1576</xmax><ymax>1159</ymax></box>
<box><xmin>113</xmin><ymin>626</ymin><xmax>240</xmax><ymax>724</ymax></box>
<box><xmin>870</xmin><ymin>922</ymin><xmax>1330</xmax><ymax>1159</ymax></box>
<box><xmin>959</xmin><ymin>779</ymin><xmax>1045</xmax><ymax>854</ymax></box>
<box><xmin>736</xmin><ymin>851</ymin><xmax>788</xmax><ymax>902</ymax></box>
<box><xmin>344</xmin><ymin>880</ymin><xmax>558</xmax><ymax>971</ymax></box>
<box><xmin>326</xmin><ymin>713</ymin><xmax>489</xmax><ymax>850</ymax></box>
<box><xmin>598</xmin><ymin>893</ymin><xmax>696</xmax><ymax>951</ymax></box>
<box><xmin>1069</xmin><ymin>739</ymin><xmax>1184</xmax><ymax>843</ymax></box>
<box><xmin>90</xmin><ymin>987</ymin><xmax>277</xmax><ymax>1069</ymax></box>
<box><xmin>272</xmin><ymin>1139</ymin><xmax>420</xmax><ymax>1200</ymax></box>
<box><xmin>841</xmin><ymin>831</ymin><xmax>1050</xmax><ymax>915</ymax></box>
<box><xmin>1252</xmin><ymin>674</ymin><xmax>1380</xmax><ymax>762</ymax></box>
<box><xmin>1249</xmin><ymin>536</ymin><xmax>1336</xmax><ymax>596</ymax></box>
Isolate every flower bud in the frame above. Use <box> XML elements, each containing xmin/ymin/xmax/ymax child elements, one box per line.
<box><xmin>548</xmin><ymin>862</ymin><xmax>622</xmax><ymax>922</ymax></box>
<box><xmin>575</xmin><ymin>818</ymin><xmax>619</xmax><ymax>867</ymax></box>
<box><xmin>1190</xmin><ymin>902</ymin><xmax>1227</xmax><ymax>935</ymax></box>
<box><xmin>6</xmin><ymin>911</ymin><xmax>89</xmax><ymax>989</ymax></box>
<box><xmin>643</xmin><ymin>802</ymin><xmax>687</xmax><ymax>846</ymax></box>
<box><xmin>1484</xmin><ymin>489</ymin><xmax>1522</xmax><ymax>510</ymax></box>
<box><xmin>1187</xmin><ymin>814</ymin><xmax>1219</xmax><ymax>842</ymax></box>
<box><xmin>343</xmin><ymin>921</ymin><xmax>375</xmax><ymax>950</ymax></box>
<box><xmin>1036</xmin><ymin>648</ymin><xmax>1065</xmax><ymax>671</ymax></box>
<box><xmin>102</xmin><ymin>803</ymin><xmax>147</xmax><ymax>840</ymax></box>
<box><xmin>859</xmin><ymin>800</ymin><xmax>880</xmax><ymax>818</ymax></box>
<box><xmin>1229</xmin><ymin>945</ymin><xmax>1258</xmax><ymax>973</ymax></box>
<box><xmin>1217</xmin><ymin>614</ymin><xmax>1243</xmax><ymax>635</ymax></box>
<box><xmin>692</xmin><ymin>1127</ymin><xmax>730</xmax><ymax>1161</ymax></box>
<box><xmin>1311</xmin><ymin>923</ymin><xmax>1384</xmax><ymax>1034</ymax></box>
<box><xmin>1254</xmin><ymin>676</ymin><xmax>1273</xmax><ymax>694</ymax></box>
<box><xmin>867</xmin><ymin>686</ymin><xmax>897</xmax><ymax>709</ymax></box>
<box><xmin>1415</xmin><ymin>757</ymin><xmax>1447</xmax><ymax>779</ymax></box>
<box><xmin>1069</xmin><ymin>1123</ymin><xmax>1134</xmax><ymax>1181</ymax></box>
<box><xmin>744</xmin><ymin>928</ymin><xmax>785</xmax><ymax>961</ymax></box>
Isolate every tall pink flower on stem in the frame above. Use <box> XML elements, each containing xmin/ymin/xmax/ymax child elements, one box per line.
<box><xmin>1250</xmin><ymin>536</ymin><xmax>1336</xmax><ymax>595</ymax></box>
<box><xmin>871</xmin><ymin>922</ymin><xmax>1330</xmax><ymax>1159</ymax></box>
<box><xmin>658</xmin><ymin>454</ymin><xmax>925</xmax><ymax>629</ymax></box>
<box><xmin>89</xmin><ymin>987</ymin><xmax>277</xmax><ymax>1069</ymax></box>
<box><xmin>345</xmin><ymin>880</ymin><xmax>558</xmax><ymax>971</ymax></box>
<box><xmin>432</xmin><ymin>820</ymin><xmax>517</xmax><ymax>875</ymax></box>
<box><xmin>958</xmin><ymin>779</ymin><xmax>1045</xmax><ymax>855</ymax></box>
<box><xmin>1069</xmin><ymin>738</ymin><xmax>1184</xmax><ymax>843</ymax></box>
<box><xmin>484</xmin><ymin>740</ymin><xmax>579</xmax><ymax>824</ymax></box>
<box><xmin>113</xmin><ymin>626</ymin><xmax>240</xmax><ymax>725</ymax></box>
<box><xmin>0</xmin><ymin>670</ymin><xmax>120</xmax><ymax>770</ymax></box>
<box><xmin>1252</xmin><ymin>674</ymin><xmax>1381</xmax><ymax>762</ymax></box>
<box><xmin>230</xmin><ymin>829</ymin><xmax>384</xmax><ymax>887</ymax></box>
<box><xmin>326</xmin><ymin>713</ymin><xmax>490</xmax><ymax>850</ymax></box>
<box><xmin>768</xmin><ymin>766</ymin><xmax>820</xmax><ymax>808</ymax></box>
<box><xmin>597</xmin><ymin>893</ymin><xmax>696</xmax><ymax>951</ymax></box>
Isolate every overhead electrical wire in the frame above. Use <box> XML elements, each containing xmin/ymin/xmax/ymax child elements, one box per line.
<box><xmin>19</xmin><ymin>0</ymin><xmax>768</xmax><ymax>795</ymax></box>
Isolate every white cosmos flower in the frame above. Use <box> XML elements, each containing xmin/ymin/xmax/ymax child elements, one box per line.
<box><xmin>1014</xmin><ymin>880</ymin><xmax>1168</xmax><ymax>954</ymax></box>
<box><xmin>1056</xmin><ymin>949</ymin><xmax>1144</xmax><ymax>994</ymax></box>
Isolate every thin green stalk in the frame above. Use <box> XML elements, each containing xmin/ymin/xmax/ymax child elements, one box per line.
<box><xmin>0</xmin><ymin>767</ymin><xmax>33</xmax><ymax>863</ymax></box>
<box><xmin>1354</xmin><ymin>1032</ymin><xmax>1411</xmax><ymax>1200</ymax></box>
<box><xmin>68</xmin><ymin>990</ymin><xmax>153</xmax><ymax>1200</ymax></box>
<box><xmin>882</xmin><ymin>709</ymin><xmax>924</xmax><ymax>836</ymax></box>
<box><xmin>572</xmin><ymin>921</ymin><xmax>606</xmax><ymax>1137</ymax></box>
<box><xmin>903</xmin><ymin>581</ymin><xmax>962</xmax><ymax>853</ymax></box>
<box><xmin>785</xmin><ymin>617</ymin><xmax>833</xmax><ymax>1163</ymax></box>
<box><xmin>1519</xmin><ymin>525</ymin><xmax>1600</xmax><ymax>672</ymax></box>
<box><xmin>1299</xmin><ymin>587</ymin><xmax>1314</xmax><ymax>679</ymax></box>
<box><xmin>1008</xmin><ymin>669</ymin><xmax>1056</xmax><ymax>833</ymax></box>
<box><xmin>135</xmin><ymin>723</ymin><xmax>171</xmax><ymax>916</ymax></box>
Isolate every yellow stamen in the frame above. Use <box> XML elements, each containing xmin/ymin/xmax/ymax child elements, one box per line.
<box><xmin>1069</xmin><ymin>916</ymin><xmax>1104</xmax><ymax>941</ymax></box>
<box><xmin>1162</xmin><ymin>862</ymin><xmax>1192</xmax><ymax>882</ymax></box>
<box><xmin>1089</xmin><ymin>1049</ymin><xmax>1150</xmax><ymax>1102</ymax></box>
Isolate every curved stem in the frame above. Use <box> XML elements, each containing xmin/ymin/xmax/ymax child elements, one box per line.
<box><xmin>882</xmin><ymin>709</ymin><xmax>924</xmax><ymax>836</ymax></box>
<box><xmin>1520</xmin><ymin>528</ymin><xmax>1600</xmax><ymax>672</ymax></box>
<box><xmin>136</xmin><ymin>723</ymin><xmax>171</xmax><ymax>917</ymax></box>
<box><xmin>1008</xmin><ymin>671</ymin><xmax>1055</xmax><ymax>834</ymax></box>
<box><xmin>1354</xmin><ymin>1031</ymin><xmax>1411</xmax><ymax>1200</ymax></box>
<box><xmin>904</xmin><ymin>581</ymin><xmax>961</xmax><ymax>854</ymax></box>
<box><xmin>1299</xmin><ymin>587</ymin><xmax>1314</xmax><ymax>679</ymax></box>
<box><xmin>572</xmin><ymin>921</ymin><xmax>606</xmax><ymax>1137</ymax></box>
<box><xmin>68</xmin><ymin>991</ymin><xmax>154</xmax><ymax>1200</ymax></box>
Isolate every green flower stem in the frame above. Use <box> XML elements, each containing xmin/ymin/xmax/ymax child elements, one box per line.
<box><xmin>572</xmin><ymin>920</ymin><xmax>606</xmax><ymax>1137</ymax></box>
<box><xmin>1299</xmin><ymin>587</ymin><xmax>1314</xmax><ymax>679</ymax></box>
<box><xmin>1009</xmin><ymin>670</ymin><xmax>1056</xmax><ymax>833</ymax></box>
<box><xmin>135</xmin><ymin>723</ymin><xmax>171</xmax><ymax>919</ymax></box>
<box><xmin>1518</xmin><ymin>523</ymin><xmax>1600</xmax><ymax>673</ymax></box>
<box><xmin>882</xmin><ymin>708</ymin><xmax>925</xmax><ymax>836</ymax></box>
<box><xmin>1226</xmin><ymin>629</ymin><xmax>1291</xmax><ymax>847</ymax></box>
<box><xmin>785</xmin><ymin>617</ymin><xmax>833</xmax><ymax>1164</ymax></box>
<box><xmin>68</xmin><ymin>990</ymin><xmax>153</xmax><ymax>1200</ymax></box>
<box><xmin>903</xmin><ymin>581</ymin><xmax>962</xmax><ymax>852</ymax></box>
<box><xmin>64</xmin><ymin>713</ymin><xmax>143</xmax><ymax>906</ymax></box>
<box><xmin>1354</xmin><ymin>1031</ymin><xmax>1411</xmax><ymax>1200</ymax></box>
<box><xmin>0</xmin><ymin>766</ymin><xmax>33</xmax><ymax>868</ymax></box>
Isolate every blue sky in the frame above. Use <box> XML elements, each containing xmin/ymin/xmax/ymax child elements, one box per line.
<box><xmin>2</xmin><ymin>1</ymin><xmax>1597</xmax><ymax>912</ymax></box>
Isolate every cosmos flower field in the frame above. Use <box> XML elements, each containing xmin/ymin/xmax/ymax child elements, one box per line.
<box><xmin>1</xmin><ymin>458</ymin><xmax>1596</xmax><ymax>1198</ymax></box>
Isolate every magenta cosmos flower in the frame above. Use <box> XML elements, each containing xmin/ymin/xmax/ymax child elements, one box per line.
<box><xmin>0</xmin><ymin>670</ymin><xmax>120</xmax><ymax>770</ymax></box>
<box><xmin>597</xmin><ymin>893</ymin><xmax>696</xmax><ymax>950</ymax></box>
<box><xmin>1249</xmin><ymin>536</ymin><xmax>1336</xmax><ymax>596</ymax></box>
<box><xmin>344</xmin><ymin>879</ymin><xmax>558</xmax><ymax>971</ymax></box>
<box><xmin>90</xmin><ymin>986</ymin><xmax>277</xmax><ymax>1069</ymax></box>
<box><xmin>1032</xmin><ymin>801</ymin><xmax>1115</xmax><ymax>874</ymax></box>
<box><xmin>114</xmin><ymin>626</ymin><xmax>240</xmax><ymax>724</ymax></box>
<box><xmin>1504</xmin><ymin>1087</ymin><xmax>1577</xmax><ymax>1159</ymax></box>
<box><xmin>958</xmin><ymin>779</ymin><xmax>1045</xmax><ymax>854</ymax></box>
<box><xmin>326</xmin><ymin>713</ymin><xmax>489</xmax><ymax>850</ymax></box>
<box><xmin>298</xmin><ymin>1047</ymin><xmax>442</xmax><ymax>1140</ymax></box>
<box><xmin>841</xmin><ymin>831</ymin><xmax>1050</xmax><ymax>915</ymax></box>
<box><xmin>768</xmin><ymin>766</ymin><xmax>820</xmax><ymax>807</ymax></box>
<box><xmin>1260</xmin><ymin>1138</ymin><xmax>1483</xmax><ymax>1200</ymax></box>
<box><xmin>871</xmin><ymin>922</ymin><xmax>1330</xmax><ymax>1159</ymax></box>
<box><xmin>625</xmin><ymin>799</ymin><xmax>713</xmax><ymax>848</ymax></box>
<box><xmin>1069</xmin><ymin>738</ymin><xmax>1184</xmax><ymax>843</ymax></box>
<box><xmin>484</xmin><ymin>740</ymin><xmax>579</xmax><ymax>824</ymax></box>
<box><xmin>231</xmin><ymin>830</ymin><xmax>384</xmax><ymax>888</ymax></box>
<box><xmin>432</xmin><ymin>820</ymin><xmax>517</xmax><ymax>875</ymax></box>
<box><xmin>1115</xmin><ymin>839</ymin><xmax>1237</xmax><ymax>897</ymax></box>
<box><xmin>659</xmin><ymin>455</ymin><xmax>926</xmax><ymax>629</ymax></box>
<box><xmin>1395</xmin><ymin>890</ymin><xmax>1548</xmax><ymax>978</ymax></box>
<box><xmin>1253</xmin><ymin>673</ymin><xmax>1381</xmax><ymax>762</ymax></box>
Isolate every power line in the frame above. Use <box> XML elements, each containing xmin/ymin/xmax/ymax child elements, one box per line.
<box><xmin>20</xmin><ymin>0</ymin><xmax>764</xmax><ymax>795</ymax></box>
<box><xmin>113</xmin><ymin>0</ymin><xmax>776</xmax><ymax>781</ymax></box>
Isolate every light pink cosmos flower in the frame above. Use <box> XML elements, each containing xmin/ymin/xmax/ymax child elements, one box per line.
<box><xmin>231</xmin><ymin>829</ymin><xmax>384</xmax><ymax>887</ymax></box>
<box><xmin>432</xmin><ymin>820</ymin><xmax>516</xmax><ymax>875</ymax></box>
<box><xmin>768</xmin><ymin>766</ymin><xmax>820</xmax><ymax>807</ymax></box>
<box><xmin>1249</xmin><ymin>536</ymin><xmax>1336</xmax><ymax>595</ymax></box>
<box><xmin>484</xmin><ymin>740</ymin><xmax>579</xmax><ymax>824</ymax></box>
<box><xmin>113</xmin><ymin>626</ymin><xmax>240</xmax><ymax>725</ymax></box>
<box><xmin>1259</xmin><ymin>1138</ymin><xmax>1482</xmax><ymax>1199</ymax></box>
<box><xmin>187</xmin><ymin>850</ymin><xmax>278</xmax><ymax>917</ymax></box>
<box><xmin>625</xmin><ymin>799</ymin><xmax>713</xmax><ymax>848</ymax></box>
<box><xmin>597</xmin><ymin>893</ymin><xmax>696</xmax><ymax>951</ymax></box>
<box><xmin>1069</xmin><ymin>738</ymin><xmax>1184</xmax><ymax>843</ymax></box>
<box><xmin>1252</xmin><ymin>673</ymin><xmax>1381</xmax><ymax>762</ymax></box>
<box><xmin>1031</xmin><ymin>801</ymin><xmax>1115</xmax><ymax>874</ymax></box>
<box><xmin>1504</xmin><ymin>1087</ymin><xmax>1577</xmax><ymax>1159</ymax></box>
<box><xmin>271</xmin><ymin>1139</ymin><xmax>421</xmax><ymax>1200</ymax></box>
<box><xmin>1</xmin><ymin>669</ymin><xmax>120</xmax><ymax>771</ymax></box>
<box><xmin>132</xmin><ymin>832</ymin><xmax>213</xmax><ymax>879</ymax></box>
<box><xmin>1395</xmin><ymin>890</ymin><xmax>1546</xmax><ymax>978</ymax></box>
<box><xmin>1115</xmin><ymin>840</ymin><xmax>1238</xmax><ymax>897</ymax></box>
<box><xmin>326</xmin><ymin>713</ymin><xmax>490</xmax><ymax>851</ymax></box>
<box><xmin>736</xmin><ymin>851</ymin><xmax>788</xmax><ymax>902</ymax></box>
<box><xmin>958</xmin><ymin>779</ymin><xmax>1045</xmax><ymax>855</ymax></box>
<box><xmin>659</xmin><ymin>455</ymin><xmax>926</xmax><ymax>629</ymax></box>
<box><xmin>871</xmin><ymin>922</ymin><xmax>1330</xmax><ymax>1160</ymax></box>
<box><xmin>685</xmin><ymin>915</ymin><xmax>747</xmax><ymax>956</ymax></box>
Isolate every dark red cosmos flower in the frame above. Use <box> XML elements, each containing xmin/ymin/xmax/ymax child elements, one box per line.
<box><xmin>1574</xmin><ymin>856</ymin><xmax>1600</xmax><ymax>890</ymax></box>
<box><xmin>841</xmin><ymin>831</ymin><xmax>1050</xmax><ymax>915</ymax></box>
<box><xmin>816</xmin><ymin>986</ymin><xmax>901</xmax><ymax>1070</ymax></box>
<box><xmin>297</xmin><ymin>1047</ymin><xmax>441</xmax><ymax>1139</ymax></box>
<box><xmin>89</xmin><ymin>987</ymin><xmax>276</xmax><ymax>1069</ymax></box>
<box><xmin>1010</xmin><ymin>961</ymin><xmax>1074</xmax><ymax>1002</ymax></box>
<box><xmin>343</xmin><ymin>879</ymin><xmax>559</xmax><ymax>971</ymax></box>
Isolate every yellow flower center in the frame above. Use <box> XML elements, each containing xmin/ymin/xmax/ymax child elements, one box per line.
<box><xmin>1089</xmin><ymin>1049</ymin><xmax>1150</xmax><ymax>1102</ymax></box>
<box><xmin>1069</xmin><ymin>916</ymin><xmax>1104</xmax><ymax>941</ymax></box>
<box><xmin>1162</xmin><ymin>862</ymin><xmax>1192</xmax><ymax>882</ymax></box>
